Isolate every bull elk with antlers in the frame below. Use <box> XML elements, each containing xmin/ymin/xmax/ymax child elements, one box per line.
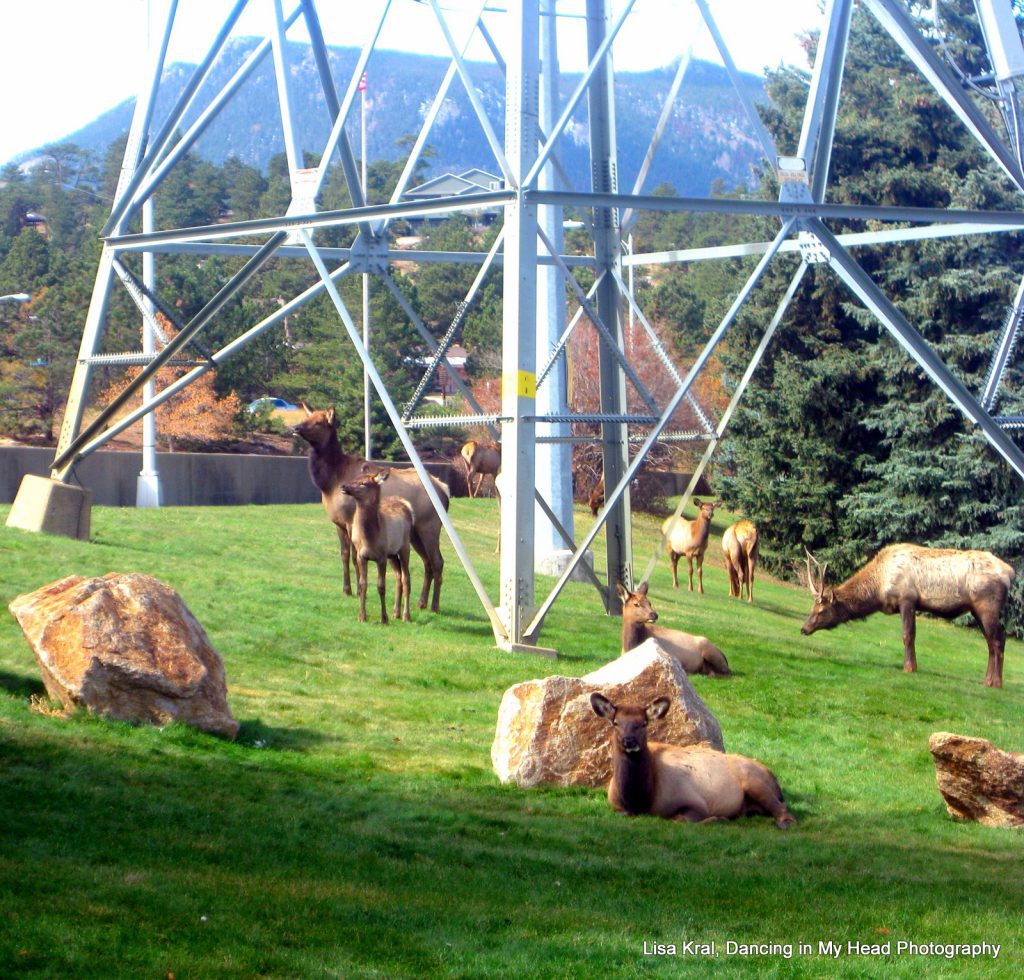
<box><xmin>802</xmin><ymin>544</ymin><xmax>1015</xmax><ymax>687</ymax></box>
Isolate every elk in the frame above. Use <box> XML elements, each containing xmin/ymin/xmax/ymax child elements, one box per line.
<box><xmin>722</xmin><ymin>520</ymin><xmax>759</xmax><ymax>603</ymax></box>
<box><xmin>292</xmin><ymin>407</ymin><xmax>448</xmax><ymax>611</ymax></box>
<box><xmin>802</xmin><ymin>544</ymin><xmax>1015</xmax><ymax>687</ymax></box>
<box><xmin>460</xmin><ymin>440</ymin><xmax>501</xmax><ymax>498</ymax></box>
<box><xmin>340</xmin><ymin>468</ymin><xmax>413</xmax><ymax>624</ymax></box>
<box><xmin>588</xmin><ymin>476</ymin><xmax>604</xmax><ymax>516</ymax></box>
<box><xmin>590</xmin><ymin>693</ymin><xmax>796</xmax><ymax>827</ymax></box>
<box><xmin>661</xmin><ymin>498</ymin><xmax>720</xmax><ymax>592</ymax></box>
<box><xmin>617</xmin><ymin>582</ymin><xmax>730</xmax><ymax>677</ymax></box>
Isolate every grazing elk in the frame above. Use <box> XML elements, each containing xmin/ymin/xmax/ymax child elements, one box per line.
<box><xmin>340</xmin><ymin>468</ymin><xmax>413</xmax><ymax>624</ymax></box>
<box><xmin>460</xmin><ymin>440</ymin><xmax>501</xmax><ymax>498</ymax></box>
<box><xmin>661</xmin><ymin>499</ymin><xmax>721</xmax><ymax>593</ymax></box>
<box><xmin>618</xmin><ymin>582</ymin><xmax>730</xmax><ymax>677</ymax></box>
<box><xmin>590</xmin><ymin>693</ymin><xmax>796</xmax><ymax>827</ymax></box>
<box><xmin>802</xmin><ymin>544</ymin><xmax>1015</xmax><ymax>687</ymax></box>
<box><xmin>722</xmin><ymin>520</ymin><xmax>759</xmax><ymax>603</ymax></box>
<box><xmin>292</xmin><ymin>406</ymin><xmax>448</xmax><ymax>612</ymax></box>
<box><xmin>588</xmin><ymin>476</ymin><xmax>604</xmax><ymax>516</ymax></box>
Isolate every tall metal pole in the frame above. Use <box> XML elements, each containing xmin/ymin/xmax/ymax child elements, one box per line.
<box><xmin>499</xmin><ymin>0</ymin><xmax>542</xmax><ymax>650</ymax></box>
<box><xmin>136</xmin><ymin>196</ymin><xmax>162</xmax><ymax>507</ymax></box>
<box><xmin>587</xmin><ymin>0</ymin><xmax>632</xmax><ymax>608</ymax></box>
<box><xmin>361</xmin><ymin>72</ymin><xmax>372</xmax><ymax>459</ymax></box>
<box><xmin>534</xmin><ymin>0</ymin><xmax>576</xmax><ymax>578</ymax></box>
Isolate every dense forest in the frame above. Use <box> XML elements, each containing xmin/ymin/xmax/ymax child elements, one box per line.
<box><xmin>3</xmin><ymin>0</ymin><xmax>1024</xmax><ymax>627</ymax></box>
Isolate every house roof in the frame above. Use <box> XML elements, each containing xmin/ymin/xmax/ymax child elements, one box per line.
<box><xmin>405</xmin><ymin>169</ymin><xmax>502</xmax><ymax>200</ymax></box>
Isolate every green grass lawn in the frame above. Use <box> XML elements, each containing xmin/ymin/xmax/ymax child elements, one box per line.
<box><xmin>1</xmin><ymin>498</ymin><xmax>1022</xmax><ymax>978</ymax></box>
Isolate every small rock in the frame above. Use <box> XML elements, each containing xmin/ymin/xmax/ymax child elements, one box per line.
<box><xmin>929</xmin><ymin>731</ymin><xmax>1024</xmax><ymax>828</ymax></box>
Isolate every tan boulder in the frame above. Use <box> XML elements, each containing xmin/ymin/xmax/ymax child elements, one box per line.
<box><xmin>929</xmin><ymin>732</ymin><xmax>1024</xmax><ymax>828</ymax></box>
<box><xmin>9</xmin><ymin>572</ymin><xmax>239</xmax><ymax>739</ymax></box>
<box><xmin>492</xmin><ymin>638</ymin><xmax>723</xmax><ymax>788</ymax></box>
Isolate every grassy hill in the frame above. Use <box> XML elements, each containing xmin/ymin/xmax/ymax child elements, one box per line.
<box><xmin>1</xmin><ymin>499</ymin><xmax>1021</xmax><ymax>977</ymax></box>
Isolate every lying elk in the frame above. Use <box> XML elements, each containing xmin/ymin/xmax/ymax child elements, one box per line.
<box><xmin>722</xmin><ymin>520</ymin><xmax>759</xmax><ymax>603</ymax></box>
<box><xmin>802</xmin><ymin>544</ymin><xmax>1015</xmax><ymax>687</ymax></box>
<box><xmin>293</xmin><ymin>406</ymin><xmax>448</xmax><ymax>611</ymax></box>
<box><xmin>590</xmin><ymin>693</ymin><xmax>796</xmax><ymax>827</ymax></box>
<box><xmin>460</xmin><ymin>440</ymin><xmax>501</xmax><ymax>498</ymax></box>
<box><xmin>661</xmin><ymin>499</ymin><xmax>720</xmax><ymax>593</ymax></box>
<box><xmin>618</xmin><ymin>582</ymin><xmax>730</xmax><ymax>677</ymax></box>
<box><xmin>340</xmin><ymin>468</ymin><xmax>413</xmax><ymax>624</ymax></box>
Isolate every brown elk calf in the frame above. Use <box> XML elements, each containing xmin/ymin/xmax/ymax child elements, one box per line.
<box><xmin>293</xmin><ymin>407</ymin><xmax>448</xmax><ymax>611</ymax></box>
<box><xmin>590</xmin><ymin>693</ymin><xmax>796</xmax><ymax>827</ymax></box>
<box><xmin>618</xmin><ymin>582</ymin><xmax>730</xmax><ymax>677</ymax></box>
<box><xmin>722</xmin><ymin>520</ymin><xmax>759</xmax><ymax>603</ymax></box>
<box><xmin>460</xmin><ymin>440</ymin><xmax>501</xmax><ymax>498</ymax></box>
<box><xmin>802</xmin><ymin>544</ymin><xmax>1015</xmax><ymax>687</ymax></box>
<box><xmin>661</xmin><ymin>499</ymin><xmax>720</xmax><ymax>592</ymax></box>
<box><xmin>340</xmin><ymin>469</ymin><xmax>413</xmax><ymax>624</ymax></box>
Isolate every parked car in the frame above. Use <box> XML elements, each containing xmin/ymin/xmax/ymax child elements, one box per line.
<box><xmin>248</xmin><ymin>396</ymin><xmax>299</xmax><ymax>413</ymax></box>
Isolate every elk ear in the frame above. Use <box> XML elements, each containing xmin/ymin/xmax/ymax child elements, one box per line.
<box><xmin>635</xmin><ymin>581</ymin><xmax>649</xmax><ymax>596</ymax></box>
<box><xmin>825</xmin><ymin>588</ymin><xmax>836</xmax><ymax>604</ymax></box>
<box><xmin>615</xmin><ymin>583</ymin><xmax>630</xmax><ymax>602</ymax></box>
<box><xmin>590</xmin><ymin>692</ymin><xmax>616</xmax><ymax>720</ymax></box>
<box><xmin>693</xmin><ymin>498</ymin><xmax>703</xmax><ymax>508</ymax></box>
<box><xmin>375</xmin><ymin>469</ymin><xmax>390</xmax><ymax>485</ymax></box>
<box><xmin>647</xmin><ymin>697</ymin><xmax>671</xmax><ymax>721</ymax></box>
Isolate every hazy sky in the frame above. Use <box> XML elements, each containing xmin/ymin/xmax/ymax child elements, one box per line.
<box><xmin>0</xmin><ymin>0</ymin><xmax>823</xmax><ymax>165</ymax></box>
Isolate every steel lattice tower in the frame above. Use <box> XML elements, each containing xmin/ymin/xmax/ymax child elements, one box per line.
<box><xmin>11</xmin><ymin>0</ymin><xmax>1024</xmax><ymax>653</ymax></box>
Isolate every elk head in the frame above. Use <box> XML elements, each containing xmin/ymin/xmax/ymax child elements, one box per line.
<box><xmin>340</xmin><ymin>466</ymin><xmax>389</xmax><ymax>499</ymax></box>
<box><xmin>292</xmin><ymin>406</ymin><xmax>337</xmax><ymax>447</ymax></box>
<box><xmin>616</xmin><ymin>581</ymin><xmax>658</xmax><ymax>624</ymax></box>
<box><xmin>591</xmin><ymin>693</ymin><xmax>670</xmax><ymax>754</ymax></box>
<box><xmin>801</xmin><ymin>548</ymin><xmax>840</xmax><ymax>634</ymax></box>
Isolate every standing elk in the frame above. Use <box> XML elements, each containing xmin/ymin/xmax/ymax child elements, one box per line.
<box><xmin>661</xmin><ymin>499</ymin><xmax>720</xmax><ymax>592</ymax></box>
<box><xmin>293</xmin><ymin>406</ymin><xmax>448</xmax><ymax>612</ymax></box>
<box><xmin>460</xmin><ymin>440</ymin><xmax>501</xmax><ymax>498</ymax></box>
<box><xmin>722</xmin><ymin>520</ymin><xmax>759</xmax><ymax>603</ymax></box>
<box><xmin>590</xmin><ymin>693</ymin><xmax>796</xmax><ymax>827</ymax></box>
<box><xmin>588</xmin><ymin>476</ymin><xmax>604</xmax><ymax>516</ymax></box>
<box><xmin>340</xmin><ymin>468</ymin><xmax>413</xmax><ymax>624</ymax></box>
<box><xmin>617</xmin><ymin>582</ymin><xmax>730</xmax><ymax>677</ymax></box>
<box><xmin>802</xmin><ymin>544</ymin><xmax>1015</xmax><ymax>687</ymax></box>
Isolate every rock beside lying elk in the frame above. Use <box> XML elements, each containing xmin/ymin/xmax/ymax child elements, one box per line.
<box><xmin>802</xmin><ymin>544</ymin><xmax>1015</xmax><ymax>687</ymax></box>
<box><xmin>590</xmin><ymin>693</ymin><xmax>796</xmax><ymax>827</ymax></box>
<box><xmin>293</xmin><ymin>406</ymin><xmax>448</xmax><ymax>612</ymax></box>
<box><xmin>661</xmin><ymin>499</ymin><xmax>720</xmax><ymax>593</ymax></box>
<box><xmin>722</xmin><ymin>520</ymin><xmax>759</xmax><ymax>603</ymax></box>
<box><xmin>618</xmin><ymin>582</ymin><xmax>730</xmax><ymax>677</ymax></box>
<box><xmin>340</xmin><ymin>468</ymin><xmax>413</xmax><ymax>624</ymax></box>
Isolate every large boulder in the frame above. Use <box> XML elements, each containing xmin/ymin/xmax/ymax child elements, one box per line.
<box><xmin>929</xmin><ymin>732</ymin><xmax>1024</xmax><ymax>828</ymax></box>
<box><xmin>9</xmin><ymin>572</ymin><xmax>239</xmax><ymax>739</ymax></box>
<box><xmin>491</xmin><ymin>638</ymin><xmax>723</xmax><ymax>789</ymax></box>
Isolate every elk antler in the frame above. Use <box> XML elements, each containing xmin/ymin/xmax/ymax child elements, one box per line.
<box><xmin>804</xmin><ymin>548</ymin><xmax>829</xmax><ymax>600</ymax></box>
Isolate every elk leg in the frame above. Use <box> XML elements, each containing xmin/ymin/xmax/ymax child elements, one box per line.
<box><xmin>356</xmin><ymin>557</ymin><xmax>368</xmax><ymax>623</ymax></box>
<box><xmin>337</xmin><ymin>524</ymin><xmax>354</xmax><ymax>596</ymax></box>
<box><xmin>388</xmin><ymin>555</ymin><xmax>402</xmax><ymax>618</ymax></box>
<box><xmin>670</xmin><ymin>552</ymin><xmax>680</xmax><ymax>589</ymax></box>
<box><xmin>696</xmin><ymin>554</ymin><xmax>705</xmax><ymax>595</ymax></box>
<box><xmin>376</xmin><ymin>558</ymin><xmax>389</xmax><ymax>625</ymax></box>
<box><xmin>742</xmin><ymin>776</ymin><xmax>797</xmax><ymax>828</ymax></box>
<box><xmin>974</xmin><ymin>609</ymin><xmax>1005</xmax><ymax>688</ymax></box>
<box><xmin>400</xmin><ymin>550</ymin><xmax>412</xmax><ymax>622</ymax></box>
<box><xmin>686</xmin><ymin>556</ymin><xmax>695</xmax><ymax>592</ymax></box>
<box><xmin>746</xmin><ymin>560</ymin><xmax>755</xmax><ymax>604</ymax></box>
<box><xmin>900</xmin><ymin>602</ymin><xmax>917</xmax><ymax>672</ymax></box>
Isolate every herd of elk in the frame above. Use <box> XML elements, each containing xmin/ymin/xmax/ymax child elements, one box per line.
<box><xmin>722</xmin><ymin>520</ymin><xmax>759</xmax><ymax>603</ymax></box>
<box><xmin>590</xmin><ymin>693</ymin><xmax>796</xmax><ymax>828</ymax></box>
<box><xmin>340</xmin><ymin>468</ymin><xmax>413</xmax><ymax>624</ymax></box>
<box><xmin>802</xmin><ymin>544</ymin><xmax>1015</xmax><ymax>687</ymax></box>
<box><xmin>661</xmin><ymin>499</ymin><xmax>720</xmax><ymax>593</ymax></box>
<box><xmin>293</xmin><ymin>406</ymin><xmax>448</xmax><ymax>613</ymax></box>
<box><xmin>460</xmin><ymin>440</ymin><xmax>501</xmax><ymax>498</ymax></box>
<box><xmin>618</xmin><ymin>582</ymin><xmax>730</xmax><ymax>677</ymax></box>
